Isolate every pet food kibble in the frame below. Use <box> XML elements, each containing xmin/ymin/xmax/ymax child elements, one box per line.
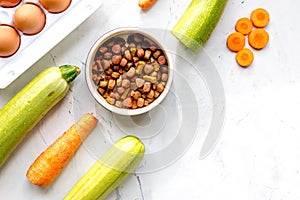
<box><xmin>126</xmin><ymin>67</ymin><xmax>136</xmax><ymax>78</ymax></box>
<box><xmin>135</xmin><ymin>78</ymin><xmax>145</xmax><ymax>88</ymax></box>
<box><xmin>124</xmin><ymin>49</ymin><xmax>132</xmax><ymax>60</ymax></box>
<box><xmin>112</xmin><ymin>55</ymin><xmax>122</xmax><ymax>65</ymax></box>
<box><xmin>147</xmin><ymin>90</ymin><xmax>155</xmax><ymax>99</ymax></box>
<box><xmin>143</xmin><ymin>82</ymin><xmax>151</xmax><ymax>93</ymax></box>
<box><xmin>144</xmin><ymin>50</ymin><xmax>152</xmax><ymax>60</ymax></box>
<box><xmin>112</xmin><ymin>44</ymin><xmax>121</xmax><ymax>54</ymax></box>
<box><xmin>156</xmin><ymin>83</ymin><xmax>165</xmax><ymax>93</ymax></box>
<box><xmin>122</xmin><ymin>79</ymin><xmax>131</xmax><ymax>88</ymax></box>
<box><xmin>123</xmin><ymin>98</ymin><xmax>133</xmax><ymax>108</ymax></box>
<box><xmin>120</xmin><ymin>58</ymin><xmax>128</xmax><ymax>67</ymax></box>
<box><xmin>108</xmin><ymin>79</ymin><xmax>116</xmax><ymax>90</ymax></box>
<box><xmin>144</xmin><ymin>63</ymin><xmax>154</xmax><ymax>74</ymax></box>
<box><xmin>161</xmin><ymin>73</ymin><xmax>168</xmax><ymax>82</ymax></box>
<box><xmin>111</xmin><ymin>72</ymin><xmax>120</xmax><ymax>79</ymax></box>
<box><xmin>137</xmin><ymin>48</ymin><xmax>145</xmax><ymax>58</ymax></box>
<box><xmin>106</xmin><ymin>96</ymin><xmax>115</xmax><ymax>105</ymax></box>
<box><xmin>137</xmin><ymin>98</ymin><xmax>144</xmax><ymax>107</ymax></box>
<box><xmin>99</xmin><ymin>80</ymin><xmax>108</xmax><ymax>88</ymax></box>
<box><xmin>91</xmin><ymin>32</ymin><xmax>170</xmax><ymax>110</ymax></box>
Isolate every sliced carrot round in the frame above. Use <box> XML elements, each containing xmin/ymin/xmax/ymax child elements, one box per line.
<box><xmin>248</xmin><ymin>28</ymin><xmax>269</xmax><ymax>50</ymax></box>
<box><xmin>235</xmin><ymin>17</ymin><xmax>253</xmax><ymax>35</ymax></box>
<box><xmin>235</xmin><ymin>48</ymin><xmax>254</xmax><ymax>67</ymax></box>
<box><xmin>250</xmin><ymin>8</ymin><xmax>270</xmax><ymax>28</ymax></box>
<box><xmin>226</xmin><ymin>32</ymin><xmax>245</xmax><ymax>52</ymax></box>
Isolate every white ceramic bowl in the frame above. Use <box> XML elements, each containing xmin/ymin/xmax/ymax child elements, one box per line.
<box><xmin>85</xmin><ymin>27</ymin><xmax>173</xmax><ymax>116</ymax></box>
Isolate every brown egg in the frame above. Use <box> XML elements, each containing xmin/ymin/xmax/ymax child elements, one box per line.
<box><xmin>13</xmin><ymin>3</ymin><xmax>46</xmax><ymax>35</ymax></box>
<box><xmin>0</xmin><ymin>25</ymin><xmax>21</xmax><ymax>58</ymax></box>
<box><xmin>39</xmin><ymin>0</ymin><xmax>72</xmax><ymax>14</ymax></box>
<box><xmin>0</xmin><ymin>0</ymin><xmax>21</xmax><ymax>8</ymax></box>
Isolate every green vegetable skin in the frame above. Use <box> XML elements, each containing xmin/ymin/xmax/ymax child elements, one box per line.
<box><xmin>172</xmin><ymin>0</ymin><xmax>227</xmax><ymax>53</ymax></box>
<box><xmin>64</xmin><ymin>136</ymin><xmax>145</xmax><ymax>200</ymax></box>
<box><xmin>0</xmin><ymin>65</ymin><xmax>80</xmax><ymax>167</ymax></box>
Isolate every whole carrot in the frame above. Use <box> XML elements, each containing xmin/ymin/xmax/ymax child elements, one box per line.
<box><xmin>138</xmin><ymin>0</ymin><xmax>156</xmax><ymax>10</ymax></box>
<box><xmin>26</xmin><ymin>113</ymin><xmax>98</xmax><ymax>186</ymax></box>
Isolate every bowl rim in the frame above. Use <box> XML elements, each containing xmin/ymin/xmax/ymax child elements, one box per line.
<box><xmin>85</xmin><ymin>27</ymin><xmax>174</xmax><ymax>116</ymax></box>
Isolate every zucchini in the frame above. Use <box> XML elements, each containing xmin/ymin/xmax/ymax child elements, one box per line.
<box><xmin>171</xmin><ymin>0</ymin><xmax>227</xmax><ymax>53</ymax></box>
<box><xmin>64</xmin><ymin>135</ymin><xmax>145</xmax><ymax>200</ymax></box>
<box><xmin>0</xmin><ymin>65</ymin><xmax>80</xmax><ymax>167</ymax></box>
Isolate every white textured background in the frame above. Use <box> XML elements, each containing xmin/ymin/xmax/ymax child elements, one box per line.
<box><xmin>1</xmin><ymin>0</ymin><xmax>300</xmax><ymax>199</ymax></box>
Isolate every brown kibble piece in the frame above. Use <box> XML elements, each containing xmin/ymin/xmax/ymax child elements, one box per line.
<box><xmin>123</xmin><ymin>98</ymin><xmax>133</xmax><ymax>108</ymax></box>
<box><xmin>111</xmin><ymin>72</ymin><xmax>120</xmax><ymax>79</ymax></box>
<box><xmin>120</xmin><ymin>58</ymin><xmax>128</xmax><ymax>67</ymax></box>
<box><xmin>92</xmin><ymin>74</ymin><xmax>99</xmax><ymax>84</ymax></box>
<box><xmin>132</xmin><ymin>100</ymin><xmax>138</xmax><ymax>109</ymax></box>
<box><xmin>157</xmin><ymin>55</ymin><xmax>166</xmax><ymax>65</ymax></box>
<box><xmin>124</xmin><ymin>50</ymin><xmax>132</xmax><ymax>60</ymax></box>
<box><xmin>104</xmin><ymin>52</ymin><xmax>112</xmax><ymax>59</ymax></box>
<box><xmin>137</xmin><ymin>48</ymin><xmax>145</xmax><ymax>58</ymax></box>
<box><xmin>144</xmin><ymin>100</ymin><xmax>149</xmax><ymax>106</ymax></box>
<box><xmin>154</xmin><ymin>91</ymin><xmax>160</xmax><ymax>98</ymax></box>
<box><xmin>112</xmin><ymin>55</ymin><xmax>122</xmax><ymax>65</ymax></box>
<box><xmin>156</xmin><ymin>83</ymin><xmax>164</xmax><ymax>93</ymax></box>
<box><xmin>137</xmin><ymin>98</ymin><xmax>144</xmax><ymax>107</ymax></box>
<box><xmin>115</xmin><ymin>101</ymin><xmax>122</xmax><ymax>108</ymax></box>
<box><xmin>161</xmin><ymin>73</ymin><xmax>168</xmax><ymax>82</ymax></box>
<box><xmin>117</xmin><ymin>87</ymin><xmax>125</xmax><ymax>94</ymax></box>
<box><xmin>112</xmin><ymin>44</ymin><xmax>121</xmax><ymax>54</ymax></box>
<box><xmin>133</xmin><ymin>33</ymin><xmax>144</xmax><ymax>43</ymax></box>
<box><xmin>153</xmin><ymin>50</ymin><xmax>161</xmax><ymax>59</ymax></box>
<box><xmin>108</xmin><ymin>79</ymin><xmax>116</xmax><ymax>90</ymax></box>
<box><xmin>160</xmin><ymin>66</ymin><xmax>168</xmax><ymax>73</ymax></box>
<box><xmin>144</xmin><ymin>63</ymin><xmax>154</xmax><ymax>74</ymax></box>
<box><xmin>131</xmin><ymin>91</ymin><xmax>142</xmax><ymax>100</ymax></box>
<box><xmin>126</xmin><ymin>67</ymin><xmax>136</xmax><ymax>78</ymax></box>
<box><xmin>99</xmin><ymin>46</ymin><xmax>108</xmax><ymax>53</ymax></box>
<box><xmin>144</xmin><ymin>50</ymin><xmax>152</xmax><ymax>60</ymax></box>
<box><xmin>136</xmin><ymin>78</ymin><xmax>145</xmax><ymax>88</ymax></box>
<box><xmin>130</xmin><ymin>83</ymin><xmax>137</xmax><ymax>91</ymax></box>
<box><xmin>106</xmin><ymin>96</ymin><xmax>115</xmax><ymax>105</ymax></box>
<box><xmin>106</xmin><ymin>68</ymin><xmax>113</xmax><ymax>75</ymax></box>
<box><xmin>99</xmin><ymin>80</ymin><xmax>108</xmax><ymax>88</ymax></box>
<box><xmin>143</xmin><ymin>82</ymin><xmax>151</xmax><ymax>93</ymax></box>
<box><xmin>97</xmin><ymin>87</ymin><xmax>106</xmax><ymax>95</ymax></box>
<box><xmin>147</xmin><ymin>90</ymin><xmax>154</xmax><ymax>99</ymax></box>
<box><xmin>122</xmin><ymin>79</ymin><xmax>131</xmax><ymax>88</ymax></box>
<box><xmin>102</xmin><ymin>60</ymin><xmax>111</xmax><ymax>70</ymax></box>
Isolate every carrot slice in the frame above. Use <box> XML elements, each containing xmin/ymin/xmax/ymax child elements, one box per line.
<box><xmin>248</xmin><ymin>28</ymin><xmax>269</xmax><ymax>50</ymax></box>
<box><xmin>26</xmin><ymin>113</ymin><xmax>98</xmax><ymax>186</ymax></box>
<box><xmin>138</xmin><ymin>0</ymin><xmax>156</xmax><ymax>10</ymax></box>
<box><xmin>226</xmin><ymin>32</ymin><xmax>245</xmax><ymax>52</ymax></box>
<box><xmin>250</xmin><ymin>8</ymin><xmax>270</xmax><ymax>28</ymax></box>
<box><xmin>235</xmin><ymin>17</ymin><xmax>253</xmax><ymax>35</ymax></box>
<box><xmin>235</xmin><ymin>48</ymin><xmax>254</xmax><ymax>67</ymax></box>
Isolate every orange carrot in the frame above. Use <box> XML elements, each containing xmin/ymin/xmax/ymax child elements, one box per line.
<box><xmin>235</xmin><ymin>17</ymin><xmax>253</xmax><ymax>35</ymax></box>
<box><xmin>248</xmin><ymin>28</ymin><xmax>269</xmax><ymax>50</ymax></box>
<box><xmin>26</xmin><ymin>113</ymin><xmax>98</xmax><ymax>186</ymax></box>
<box><xmin>138</xmin><ymin>0</ymin><xmax>156</xmax><ymax>10</ymax></box>
<box><xmin>226</xmin><ymin>32</ymin><xmax>245</xmax><ymax>52</ymax></box>
<box><xmin>235</xmin><ymin>48</ymin><xmax>254</xmax><ymax>67</ymax></box>
<box><xmin>250</xmin><ymin>8</ymin><xmax>270</xmax><ymax>28</ymax></box>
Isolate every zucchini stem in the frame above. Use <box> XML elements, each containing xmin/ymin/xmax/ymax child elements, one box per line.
<box><xmin>59</xmin><ymin>65</ymin><xmax>81</xmax><ymax>83</ymax></box>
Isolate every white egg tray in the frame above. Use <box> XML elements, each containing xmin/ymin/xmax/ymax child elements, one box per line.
<box><xmin>0</xmin><ymin>0</ymin><xmax>102</xmax><ymax>89</ymax></box>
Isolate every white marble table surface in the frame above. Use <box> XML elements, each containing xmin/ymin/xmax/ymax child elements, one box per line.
<box><xmin>1</xmin><ymin>0</ymin><xmax>300</xmax><ymax>199</ymax></box>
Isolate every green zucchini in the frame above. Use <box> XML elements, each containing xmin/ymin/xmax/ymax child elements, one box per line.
<box><xmin>64</xmin><ymin>135</ymin><xmax>145</xmax><ymax>200</ymax></box>
<box><xmin>0</xmin><ymin>65</ymin><xmax>80</xmax><ymax>167</ymax></box>
<box><xmin>172</xmin><ymin>0</ymin><xmax>227</xmax><ymax>53</ymax></box>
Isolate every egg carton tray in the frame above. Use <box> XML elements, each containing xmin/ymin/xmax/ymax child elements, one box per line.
<box><xmin>0</xmin><ymin>0</ymin><xmax>102</xmax><ymax>89</ymax></box>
